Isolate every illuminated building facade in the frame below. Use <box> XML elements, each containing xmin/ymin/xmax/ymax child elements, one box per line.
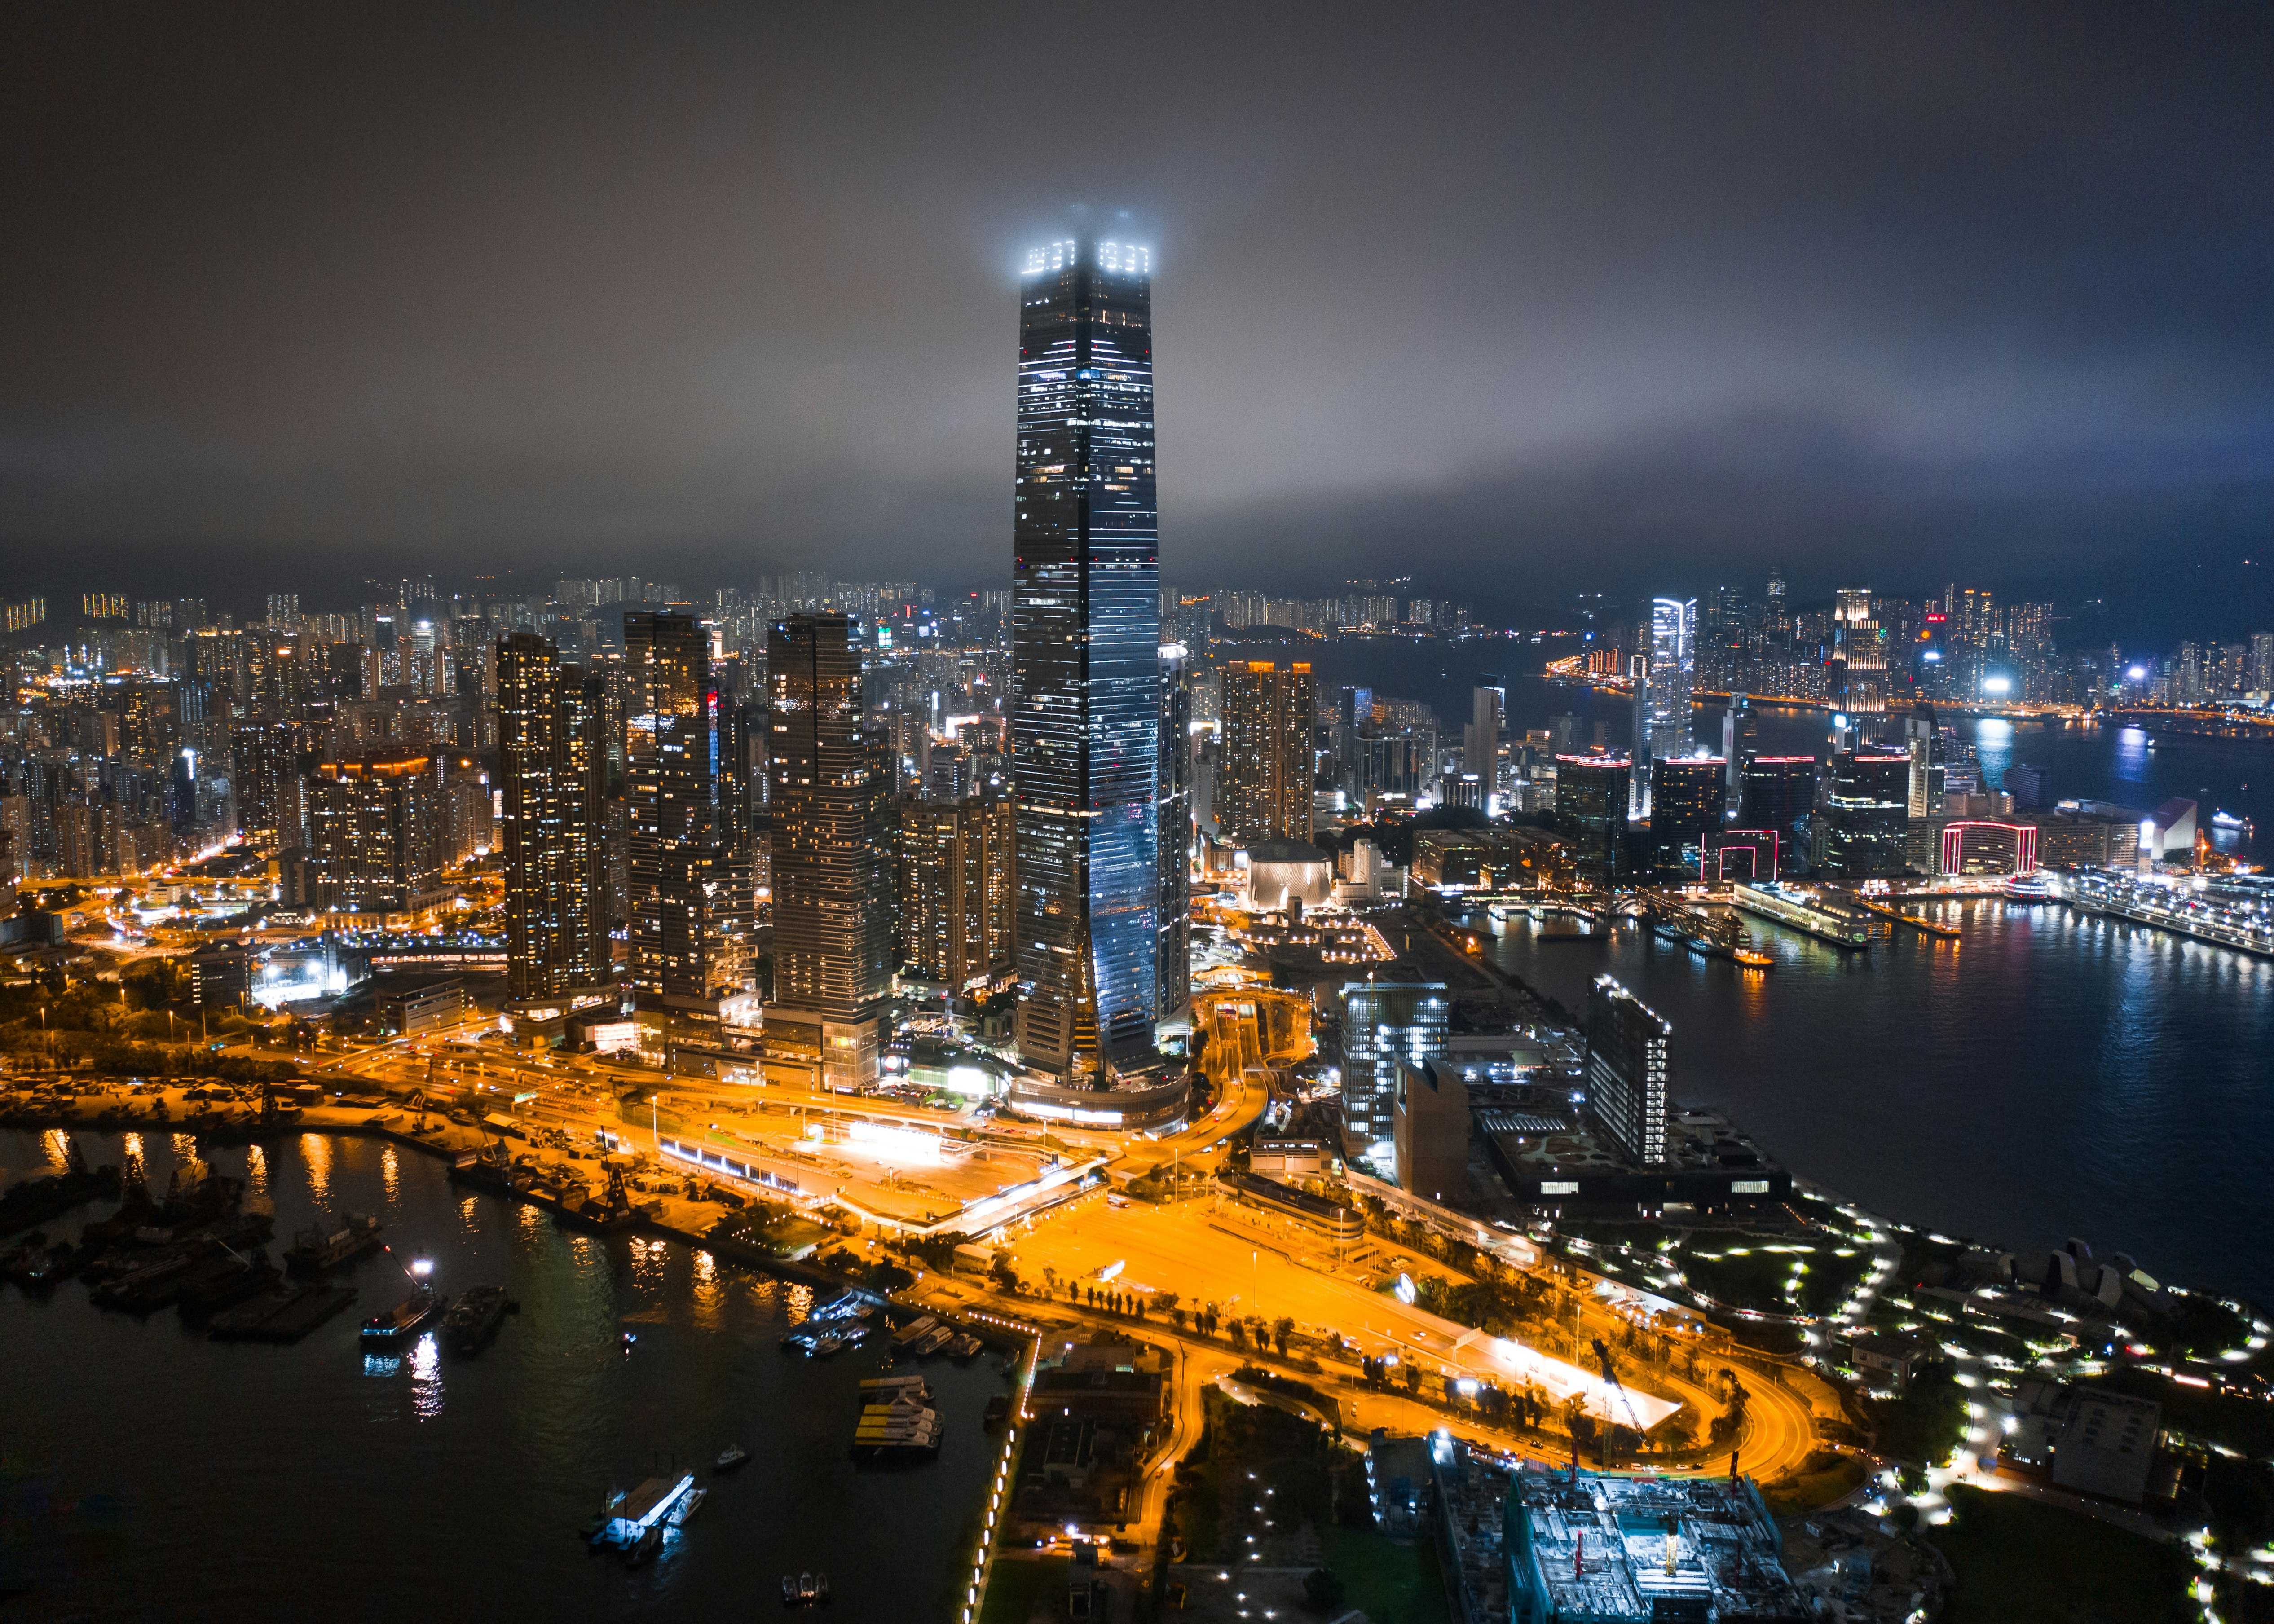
<box><xmin>1737</xmin><ymin>756</ymin><xmax>1818</xmax><ymax>849</ymax></box>
<box><xmin>1340</xmin><ymin>977</ymin><xmax>1450</xmax><ymax>1163</ymax></box>
<box><xmin>497</xmin><ymin>634</ymin><xmax>611</xmax><ymax>1000</ymax></box>
<box><xmin>626</xmin><ymin>611</ymin><xmax>747</xmax><ymax>1003</ymax></box>
<box><xmin>1013</xmin><ymin>233</ymin><xmax>1161</xmax><ymax>1079</ymax></box>
<box><xmin>1631</xmin><ymin>597</ymin><xmax>1695</xmax><ymax>817</ymax></box>
<box><xmin>1157</xmin><ymin>642</ymin><xmax>1192</xmax><ymax>1033</ymax></box>
<box><xmin>1830</xmin><ymin>589</ymin><xmax>1889</xmax><ymax>741</ymax></box>
<box><xmin>1647</xmin><ymin>755</ymin><xmax>1726</xmax><ymax>875</ymax></box>
<box><xmin>1586</xmin><ymin>974</ymin><xmax>1669</xmax><ymax>1166</ymax></box>
<box><xmin>1553</xmin><ymin>755</ymin><xmax>1631</xmax><ymax>885</ymax></box>
<box><xmin>897</xmin><ymin>795</ymin><xmax>1015</xmax><ymax>990</ymax></box>
<box><xmin>768</xmin><ymin>613</ymin><xmax>892</xmax><ymax>1091</ymax></box>
<box><xmin>1819</xmin><ymin>750</ymin><xmax>1911</xmax><ymax>879</ymax></box>
<box><xmin>1942</xmin><ymin>819</ymin><xmax>2040</xmax><ymax>876</ymax></box>
<box><xmin>306</xmin><ymin>753</ymin><xmax>445</xmax><ymax>916</ymax></box>
<box><xmin>1218</xmin><ymin>660</ymin><xmax>1315</xmax><ymax>845</ymax></box>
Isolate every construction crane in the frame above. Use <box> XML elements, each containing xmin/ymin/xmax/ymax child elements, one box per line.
<box><xmin>1590</xmin><ymin>1337</ymin><xmax>1648</xmax><ymax>1457</ymax></box>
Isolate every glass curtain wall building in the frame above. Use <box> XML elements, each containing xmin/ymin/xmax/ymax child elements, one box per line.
<box><xmin>1631</xmin><ymin>597</ymin><xmax>1696</xmax><ymax>818</ymax></box>
<box><xmin>1013</xmin><ymin>234</ymin><xmax>1162</xmax><ymax>1079</ymax></box>
<box><xmin>1157</xmin><ymin>641</ymin><xmax>1192</xmax><ymax>1035</ymax></box>
<box><xmin>496</xmin><ymin>634</ymin><xmax>609</xmax><ymax>1001</ymax></box>
<box><xmin>1339</xmin><ymin>978</ymin><xmax>1450</xmax><ymax>1168</ymax></box>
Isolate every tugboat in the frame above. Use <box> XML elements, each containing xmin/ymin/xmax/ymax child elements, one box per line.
<box><xmin>359</xmin><ymin>1248</ymin><xmax>446</xmax><ymax>1345</ymax></box>
<box><xmin>285</xmin><ymin>1213</ymin><xmax>383</xmax><ymax>1276</ymax></box>
<box><xmin>360</xmin><ymin>1285</ymin><xmax>446</xmax><ymax>1345</ymax></box>
<box><xmin>442</xmin><ymin>1284</ymin><xmax>514</xmax><ymax>1354</ymax></box>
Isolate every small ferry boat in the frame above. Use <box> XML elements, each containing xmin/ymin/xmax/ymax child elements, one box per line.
<box><xmin>714</xmin><ymin>1444</ymin><xmax>750</xmax><ymax>1472</ymax></box>
<box><xmin>2004</xmin><ymin>874</ymin><xmax>2058</xmax><ymax>902</ymax></box>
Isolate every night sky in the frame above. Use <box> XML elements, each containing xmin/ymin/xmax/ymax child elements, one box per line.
<box><xmin>2</xmin><ymin>4</ymin><xmax>2269</xmax><ymax>637</ymax></box>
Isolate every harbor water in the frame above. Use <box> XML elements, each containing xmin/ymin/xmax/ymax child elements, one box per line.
<box><xmin>0</xmin><ymin>1130</ymin><xmax>1005</xmax><ymax>1620</ymax></box>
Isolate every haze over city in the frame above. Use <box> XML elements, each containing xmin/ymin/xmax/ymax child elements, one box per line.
<box><xmin>4</xmin><ymin>4</ymin><xmax>2271</xmax><ymax>638</ymax></box>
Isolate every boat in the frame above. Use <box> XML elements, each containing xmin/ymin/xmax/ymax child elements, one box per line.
<box><xmin>2004</xmin><ymin>874</ymin><xmax>2058</xmax><ymax>902</ymax></box>
<box><xmin>176</xmin><ymin>1249</ymin><xmax>280</xmax><ymax>1313</ymax></box>
<box><xmin>669</xmin><ymin>1488</ymin><xmax>705</xmax><ymax>1526</ymax></box>
<box><xmin>361</xmin><ymin>1285</ymin><xmax>448</xmax><ymax>1345</ymax></box>
<box><xmin>2212</xmin><ymin>810</ymin><xmax>2253</xmax><ymax>834</ymax></box>
<box><xmin>622</xmin><ymin>1524</ymin><xmax>663</xmax><ymax>1567</ymax></box>
<box><xmin>801</xmin><ymin>1573</ymin><xmax>818</xmax><ymax>1602</ymax></box>
<box><xmin>714</xmin><ymin>1444</ymin><xmax>750</xmax><ymax>1472</ymax></box>
<box><xmin>815</xmin><ymin>1572</ymin><xmax>830</xmax><ymax>1604</ymax></box>
<box><xmin>91</xmin><ymin>1253</ymin><xmax>194</xmax><ymax>1313</ymax></box>
<box><xmin>442</xmin><ymin>1284</ymin><xmax>513</xmax><ymax>1354</ymax></box>
<box><xmin>949</xmin><ymin>1333</ymin><xmax>983</xmax><ymax>1360</ymax></box>
<box><xmin>284</xmin><ymin>1213</ymin><xmax>382</xmax><ymax>1276</ymax></box>
<box><xmin>782</xmin><ymin>1575</ymin><xmax>799</xmax><ymax>1606</ymax></box>
<box><xmin>912</xmin><ymin>1325</ymin><xmax>953</xmax><ymax>1356</ymax></box>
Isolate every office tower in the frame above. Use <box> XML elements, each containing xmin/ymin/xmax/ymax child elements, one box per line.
<box><xmin>1764</xmin><ymin>565</ymin><xmax>1787</xmax><ymax>633</ymax></box>
<box><xmin>305</xmin><ymin>754</ymin><xmax>444</xmax><ymax>916</ymax></box>
<box><xmin>897</xmin><ymin>796</ymin><xmax>1015</xmax><ymax>990</ymax></box>
<box><xmin>1819</xmin><ymin>751</ymin><xmax>1911</xmax><ymax>879</ymax></box>
<box><xmin>1585</xmin><ymin>974</ymin><xmax>1670</xmax><ymax>1166</ymax></box>
<box><xmin>1464</xmin><ymin>682</ymin><xmax>1504</xmax><ymax>795</ymax></box>
<box><xmin>1393</xmin><ymin>1058</ymin><xmax>1471</xmax><ymax>1203</ymax></box>
<box><xmin>1648</xmin><ymin>756</ymin><xmax>1726</xmax><ymax>876</ymax></box>
<box><xmin>1554</xmin><ymin>755</ymin><xmax>1631</xmax><ymax>885</ymax></box>
<box><xmin>1902</xmin><ymin>704</ymin><xmax>1942</xmax><ymax>818</ymax></box>
<box><xmin>1157</xmin><ymin>642</ymin><xmax>1192</xmax><ymax>1033</ymax></box>
<box><xmin>1013</xmin><ymin>231</ymin><xmax>1161</xmax><ymax>1080</ymax></box>
<box><xmin>496</xmin><ymin>634</ymin><xmax>610</xmax><ymax>1001</ymax></box>
<box><xmin>1720</xmin><ymin>695</ymin><xmax>1757</xmax><ymax>797</ymax></box>
<box><xmin>1339</xmin><ymin>977</ymin><xmax>1450</xmax><ymax>1164</ymax></box>
<box><xmin>1631</xmin><ymin>597</ymin><xmax>1696</xmax><ymax>817</ymax></box>
<box><xmin>1217</xmin><ymin>660</ymin><xmax>1315</xmax><ymax>845</ymax></box>
<box><xmin>1831</xmin><ymin>589</ymin><xmax>1888</xmax><ymax>740</ymax></box>
<box><xmin>1738</xmin><ymin>756</ymin><xmax>1818</xmax><ymax>849</ymax></box>
<box><xmin>768</xmin><ymin>614</ymin><xmax>892</xmax><ymax>1091</ymax></box>
<box><xmin>2252</xmin><ymin>631</ymin><xmax>2274</xmax><ymax>693</ymax></box>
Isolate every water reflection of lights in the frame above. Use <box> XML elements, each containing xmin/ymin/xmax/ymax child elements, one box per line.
<box><xmin>410</xmin><ymin>1333</ymin><xmax>443</xmax><ymax>1420</ymax></box>
<box><xmin>381</xmin><ymin>1144</ymin><xmax>401</xmax><ymax>1202</ymax></box>
<box><xmin>363</xmin><ymin>1353</ymin><xmax>403</xmax><ymax>1378</ymax></box>
<box><xmin>302</xmin><ymin>1134</ymin><xmax>332</xmax><ymax>1202</ymax></box>
<box><xmin>246</xmin><ymin>1143</ymin><xmax>269</xmax><ymax>1193</ymax></box>
<box><xmin>42</xmin><ymin>1128</ymin><xmax>72</xmax><ymax>1169</ymax></box>
<box><xmin>692</xmin><ymin>1248</ymin><xmax>722</xmax><ymax>1322</ymax></box>
<box><xmin>457</xmin><ymin>1195</ymin><xmax>482</xmax><ymax>1229</ymax></box>
<box><xmin>171</xmin><ymin>1132</ymin><xmax>196</xmax><ymax>1158</ymax></box>
<box><xmin>630</xmin><ymin>1236</ymin><xmax>668</xmax><ymax>1290</ymax></box>
<box><xmin>787</xmin><ymin>1283</ymin><xmax>814</xmax><ymax>1325</ymax></box>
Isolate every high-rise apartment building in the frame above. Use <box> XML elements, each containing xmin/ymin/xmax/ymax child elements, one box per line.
<box><xmin>496</xmin><ymin>634</ymin><xmax>610</xmax><ymax>1002</ymax></box>
<box><xmin>897</xmin><ymin>796</ymin><xmax>1015</xmax><ymax>991</ymax></box>
<box><xmin>1157</xmin><ymin>642</ymin><xmax>1192</xmax><ymax>1033</ymax></box>
<box><xmin>1013</xmin><ymin>232</ymin><xmax>1161</xmax><ymax>1079</ymax></box>
<box><xmin>626</xmin><ymin>611</ymin><xmax>743</xmax><ymax>1006</ymax></box>
<box><xmin>1631</xmin><ymin>597</ymin><xmax>1696</xmax><ymax>817</ymax></box>
<box><xmin>1217</xmin><ymin>660</ymin><xmax>1315</xmax><ymax>845</ymax></box>
<box><xmin>1585</xmin><ymin>974</ymin><xmax>1669</xmax><ymax>1166</ymax></box>
<box><xmin>1340</xmin><ymin>977</ymin><xmax>1450</xmax><ymax>1164</ymax></box>
<box><xmin>306</xmin><ymin>754</ymin><xmax>445</xmax><ymax>917</ymax></box>
<box><xmin>768</xmin><ymin>614</ymin><xmax>892</xmax><ymax>1091</ymax></box>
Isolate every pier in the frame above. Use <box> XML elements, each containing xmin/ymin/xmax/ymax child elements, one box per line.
<box><xmin>2063</xmin><ymin>871</ymin><xmax>2274</xmax><ymax>959</ymax></box>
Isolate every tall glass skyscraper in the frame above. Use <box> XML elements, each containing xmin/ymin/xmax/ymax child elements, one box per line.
<box><xmin>1631</xmin><ymin>595</ymin><xmax>1696</xmax><ymax>819</ymax></box>
<box><xmin>1013</xmin><ymin>233</ymin><xmax>1161</xmax><ymax>1079</ymax></box>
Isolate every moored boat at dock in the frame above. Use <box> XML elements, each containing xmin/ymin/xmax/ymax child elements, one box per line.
<box><xmin>360</xmin><ymin>1285</ymin><xmax>448</xmax><ymax>1345</ymax></box>
<box><xmin>284</xmin><ymin>1213</ymin><xmax>382</xmax><ymax>1276</ymax></box>
<box><xmin>441</xmin><ymin>1283</ymin><xmax>514</xmax><ymax>1353</ymax></box>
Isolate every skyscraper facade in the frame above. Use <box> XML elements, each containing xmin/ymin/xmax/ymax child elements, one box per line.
<box><xmin>1156</xmin><ymin>642</ymin><xmax>1192</xmax><ymax>1033</ymax></box>
<box><xmin>1339</xmin><ymin>977</ymin><xmax>1450</xmax><ymax>1165</ymax></box>
<box><xmin>1631</xmin><ymin>597</ymin><xmax>1696</xmax><ymax>817</ymax></box>
<box><xmin>1830</xmin><ymin>589</ymin><xmax>1888</xmax><ymax>742</ymax></box>
<box><xmin>768</xmin><ymin>613</ymin><xmax>893</xmax><ymax>1091</ymax></box>
<box><xmin>1585</xmin><ymin>974</ymin><xmax>1670</xmax><ymax>1166</ymax></box>
<box><xmin>496</xmin><ymin>634</ymin><xmax>610</xmax><ymax>1001</ymax></box>
<box><xmin>1554</xmin><ymin>755</ymin><xmax>1631</xmax><ymax>886</ymax></box>
<box><xmin>306</xmin><ymin>753</ymin><xmax>444</xmax><ymax>917</ymax></box>
<box><xmin>1217</xmin><ymin>660</ymin><xmax>1314</xmax><ymax>845</ymax></box>
<box><xmin>1013</xmin><ymin>233</ymin><xmax>1161</xmax><ymax>1079</ymax></box>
